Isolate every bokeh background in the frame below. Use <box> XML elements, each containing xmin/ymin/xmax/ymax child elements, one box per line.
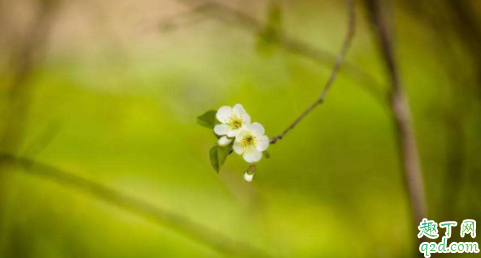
<box><xmin>1</xmin><ymin>0</ymin><xmax>481</xmax><ymax>257</ymax></box>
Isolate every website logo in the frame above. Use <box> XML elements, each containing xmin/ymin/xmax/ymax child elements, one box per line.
<box><xmin>418</xmin><ymin>218</ymin><xmax>479</xmax><ymax>257</ymax></box>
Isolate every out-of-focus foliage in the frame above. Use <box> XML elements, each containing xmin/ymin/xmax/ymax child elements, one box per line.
<box><xmin>256</xmin><ymin>3</ymin><xmax>282</xmax><ymax>56</ymax></box>
<box><xmin>0</xmin><ymin>0</ymin><xmax>480</xmax><ymax>257</ymax></box>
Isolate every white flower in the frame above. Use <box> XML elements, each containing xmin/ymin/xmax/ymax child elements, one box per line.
<box><xmin>214</xmin><ymin>104</ymin><xmax>251</xmax><ymax>146</ymax></box>
<box><xmin>233</xmin><ymin>122</ymin><xmax>269</xmax><ymax>163</ymax></box>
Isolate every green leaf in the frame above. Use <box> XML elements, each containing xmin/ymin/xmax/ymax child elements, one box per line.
<box><xmin>263</xmin><ymin>151</ymin><xmax>270</xmax><ymax>159</ymax></box>
<box><xmin>197</xmin><ymin>110</ymin><xmax>217</xmax><ymax>129</ymax></box>
<box><xmin>209</xmin><ymin>143</ymin><xmax>234</xmax><ymax>173</ymax></box>
<box><xmin>209</xmin><ymin>146</ymin><xmax>220</xmax><ymax>173</ymax></box>
<box><xmin>217</xmin><ymin>144</ymin><xmax>232</xmax><ymax>167</ymax></box>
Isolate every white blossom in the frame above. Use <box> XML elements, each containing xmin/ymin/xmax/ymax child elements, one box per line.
<box><xmin>214</xmin><ymin>104</ymin><xmax>251</xmax><ymax>146</ymax></box>
<box><xmin>233</xmin><ymin>122</ymin><xmax>269</xmax><ymax>163</ymax></box>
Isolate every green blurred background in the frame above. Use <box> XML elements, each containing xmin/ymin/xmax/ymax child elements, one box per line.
<box><xmin>1</xmin><ymin>0</ymin><xmax>480</xmax><ymax>257</ymax></box>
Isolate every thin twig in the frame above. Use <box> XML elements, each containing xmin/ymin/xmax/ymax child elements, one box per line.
<box><xmin>0</xmin><ymin>153</ymin><xmax>273</xmax><ymax>258</ymax></box>
<box><xmin>269</xmin><ymin>0</ymin><xmax>356</xmax><ymax>144</ymax></box>
<box><xmin>364</xmin><ymin>0</ymin><xmax>427</xmax><ymax>244</ymax></box>
<box><xmin>169</xmin><ymin>0</ymin><xmax>387</xmax><ymax>107</ymax></box>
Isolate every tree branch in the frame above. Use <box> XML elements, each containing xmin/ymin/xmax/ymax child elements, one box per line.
<box><xmin>0</xmin><ymin>153</ymin><xmax>272</xmax><ymax>258</ymax></box>
<box><xmin>364</xmin><ymin>0</ymin><xmax>427</xmax><ymax>230</ymax></box>
<box><xmin>269</xmin><ymin>0</ymin><xmax>356</xmax><ymax>144</ymax></box>
<box><xmin>0</xmin><ymin>0</ymin><xmax>60</xmax><ymax>154</ymax></box>
<box><xmin>0</xmin><ymin>0</ymin><xmax>62</xmax><ymax>252</ymax></box>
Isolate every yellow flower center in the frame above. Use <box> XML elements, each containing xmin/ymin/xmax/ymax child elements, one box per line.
<box><xmin>228</xmin><ymin>115</ymin><xmax>243</xmax><ymax>129</ymax></box>
<box><xmin>241</xmin><ymin>134</ymin><xmax>255</xmax><ymax>147</ymax></box>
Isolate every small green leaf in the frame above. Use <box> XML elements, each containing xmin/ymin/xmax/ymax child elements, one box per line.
<box><xmin>263</xmin><ymin>151</ymin><xmax>270</xmax><ymax>159</ymax></box>
<box><xmin>210</xmin><ymin>146</ymin><xmax>220</xmax><ymax>173</ymax></box>
<box><xmin>197</xmin><ymin>110</ymin><xmax>217</xmax><ymax>129</ymax></box>
<box><xmin>217</xmin><ymin>144</ymin><xmax>232</xmax><ymax>167</ymax></box>
<box><xmin>209</xmin><ymin>143</ymin><xmax>234</xmax><ymax>173</ymax></box>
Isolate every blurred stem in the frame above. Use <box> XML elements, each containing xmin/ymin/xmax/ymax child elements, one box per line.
<box><xmin>402</xmin><ymin>0</ymin><xmax>473</xmax><ymax>220</ymax></box>
<box><xmin>1</xmin><ymin>0</ymin><xmax>59</xmax><ymax>154</ymax></box>
<box><xmin>440</xmin><ymin>0</ymin><xmax>481</xmax><ymax>219</ymax></box>
<box><xmin>446</xmin><ymin>0</ymin><xmax>481</xmax><ymax>97</ymax></box>
<box><xmin>364</xmin><ymin>0</ymin><xmax>427</xmax><ymax>246</ymax></box>
<box><xmin>269</xmin><ymin>0</ymin><xmax>356</xmax><ymax>144</ymax></box>
<box><xmin>0</xmin><ymin>0</ymin><xmax>61</xmax><ymax>253</ymax></box>
<box><xmin>0</xmin><ymin>154</ymin><xmax>272</xmax><ymax>258</ymax></box>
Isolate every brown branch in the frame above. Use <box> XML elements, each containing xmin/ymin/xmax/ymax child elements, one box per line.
<box><xmin>401</xmin><ymin>0</ymin><xmax>470</xmax><ymax>220</ymax></box>
<box><xmin>364</xmin><ymin>0</ymin><xmax>427</xmax><ymax>236</ymax></box>
<box><xmin>0</xmin><ymin>0</ymin><xmax>62</xmax><ymax>251</ymax></box>
<box><xmin>0</xmin><ymin>153</ymin><xmax>273</xmax><ymax>258</ymax></box>
<box><xmin>1</xmin><ymin>0</ymin><xmax>60</xmax><ymax>154</ymax></box>
<box><xmin>269</xmin><ymin>0</ymin><xmax>356</xmax><ymax>144</ymax></box>
<box><xmin>169</xmin><ymin>0</ymin><xmax>387</xmax><ymax>107</ymax></box>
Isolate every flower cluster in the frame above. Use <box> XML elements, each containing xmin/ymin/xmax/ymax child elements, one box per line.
<box><xmin>214</xmin><ymin>104</ymin><xmax>269</xmax><ymax>163</ymax></box>
<box><xmin>197</xmin><ymin>104</ymin><xmax>270</xmax><ymax>179</ymax></box>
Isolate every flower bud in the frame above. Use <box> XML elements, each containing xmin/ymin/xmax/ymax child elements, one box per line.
<box><xmin>244</xmin><ymin>171</ymin><xmax>254</xmax><ymax>182</ymax></box>
<box><xmin>244</xmin><ymin>165</ymin><xmax>256</xmax><ymax>182</ymax></box>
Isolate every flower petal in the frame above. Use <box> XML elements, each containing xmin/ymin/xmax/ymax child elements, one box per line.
<box><xmin>249</xmin><ymin>122</ymin><xmax>265</xmax><ymax>136</ymax></box>
<box><xmin>233</xmin><ymin>141</ymin><xmax>244</xmax><ymax>154</ymax></box>
<box><xmin>233</xmin><ymin>104</ymin><xmax>246</xmax><ymax>116</ymax></box>
<box><xmin>227</xmin><ymin>129</ymin><xmax>240</xmax><ymax>138</ymax></box>
<box><xmin>218</xmin><ymin>136</ymin><xmax>233</xmax><ymax>146</ymax></box>
<box><xmin>243</xmin><ymin>146</ymin><xmax>262</xmax><ymax>163</ymax></box>
<box><xmin>241</xmin><ymin>113</ymin><xmax>251</xmax><ymax>126</ymax></box>
<box><xmin>214</xmin><ymin>124</ymin><xmax>229</xmax><ymax>136</ymax></box>
<box><xmin>235</xmin><ymin>128</ymin><xmax>248</xmax><ymax>142</ymax></box>
<box><xmin>256</xmin><ymin>135</ymin><xmax>269</xmax><ymax>151</ymax></box>
<box><xmin>216</xmin><ymin>106</ymin><xmax>232</xmax><ymax>123</ymax></box>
